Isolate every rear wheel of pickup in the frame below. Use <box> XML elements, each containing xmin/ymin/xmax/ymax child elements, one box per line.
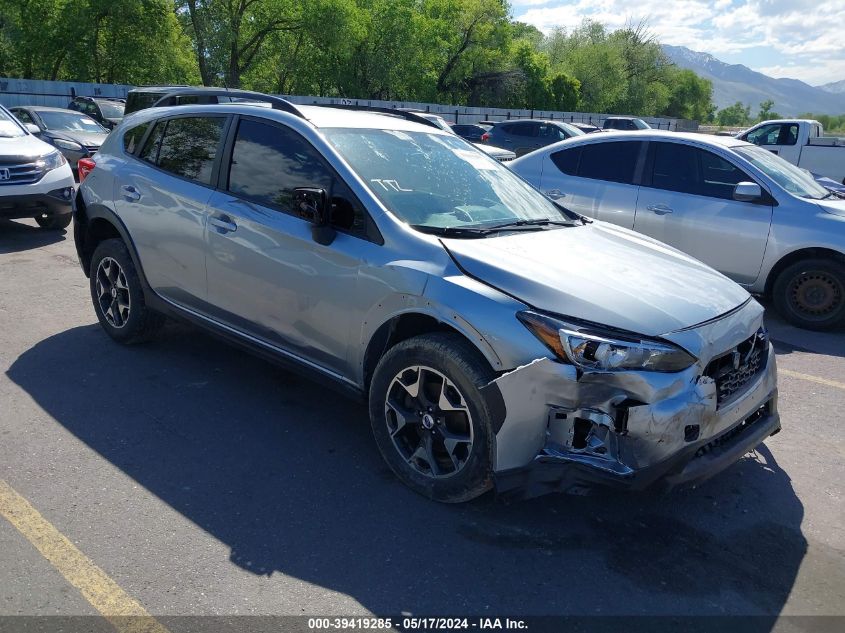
<box><xmin>773</xmin><ymin>258</ymin><xmax>845</xmax><ymax>330</ymax></box>
<box><xmin>369</xmin><ymin>333</ymin><xmax>496</xmax><ymax>503</ymax></box>
<box><xmin>89</xmin><ymin>238</ymin><xmax>164</xmax><ymax>344</ymax></box>
<box><xmin>35</xmin><ymin>214</ymin><xmax>71</xmax><ymax>230</ymax></box>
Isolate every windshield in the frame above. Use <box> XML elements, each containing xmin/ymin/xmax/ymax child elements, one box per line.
<box><xmin>97</xmin><ymin>101</ymin><xmax>124</xmax><ymax>118</ymax></box>
<box><xmin>324</xmin><ymin>129</ymin><xmax>572</xmax><ymax>233</ymax></box>
<box><xmin>37</xmin><ymin>111</ymin><xmax>107</xmax><ymax>134</ymax></box>
<box><xmin>735</xmin><ymin>145</ymin><xmax>830</xmax><ymax>199</ymax></box>
<box><xmin>0</xmin><ymin>109</ymin><xmax>26</xmax><ymax>138</ymax></box>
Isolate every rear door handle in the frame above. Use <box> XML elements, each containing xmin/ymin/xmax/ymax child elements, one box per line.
<box><xmin>209</xmin><ymin>215</ymin><xmax>238</xmax><ymax>233</ymax></box>
<box><xmin>545</xmin><ymin>189</ymin><xmax>566</xmax><ymax>199</ymax></box>
<box><xmin>646</xmin><ymin>204</ymin><xmax>673</xmax><ymax>215</ymax></box>
<box><xmin>121</xmin><ymin>185</ymin><xmax>141</xmax><ymax>202</ymax></box>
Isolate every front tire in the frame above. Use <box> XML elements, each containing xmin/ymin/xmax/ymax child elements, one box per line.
<box><xmin>369</xmin><ymin>333</ymin><xmax>497</xmax><ymax>503</ymax></box>
<box><xmin>772</xmin><ymin>258</ymin><xmax>845</xmax><ymax>330</ymax></box>
<box><xmin>89</xmin><ymin>239</ymin><xmax>164</xmax><ymax>344</ymax></box>
<box><xmin>35</xmin><ymin>214</ymin><xmax>71</xmax><ymax>230</ymax></box>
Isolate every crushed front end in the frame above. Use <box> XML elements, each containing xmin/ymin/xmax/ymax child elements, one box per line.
<box><xmin>489</xmin><ymin>299</ymin><xmax>780</xmax><ymax>499</ymax></box>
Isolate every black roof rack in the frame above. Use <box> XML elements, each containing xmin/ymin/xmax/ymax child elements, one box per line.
<box><xmin>150</xmin><ymin>88</ymin><xmax>305</xmax><ymax>120</ymax></box>
<box><xmin>311</xmin><ymin>103</ymin><xmax>441</xmax><ymax>130</ymax></box>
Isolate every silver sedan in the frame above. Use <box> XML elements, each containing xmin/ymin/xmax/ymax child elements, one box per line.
<box><xmin>512</xmin><ymin>130</ymin><xmax>845</xmax><ymax>330</ymax></box>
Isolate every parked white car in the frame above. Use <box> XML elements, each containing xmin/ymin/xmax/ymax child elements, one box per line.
<box><xmin>511</xmin><ymin>130</ymin><xmax>845</xmax><ymax>330</ymax></box>
<box><xmin>738</xmin><ymin>119</ymin><xmax>845</xmax><ymax>184</ymax></box>
<box><xmin>0</xmin><ymin>104</ymin><xmax>75</xmax><ymax>229</ymax></box>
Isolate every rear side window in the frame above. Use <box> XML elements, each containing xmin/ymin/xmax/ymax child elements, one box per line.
<box><xmin>123</xmin><ymin>121</ymin><xmax>151</xmax><ymax>154</ymax></box>
<box><xmin>139</xmin><ymin>116</ymin><xmax>225</xmax><ymax>185</ymax></box>
<box><xmin>125</xmin><ymin>91</ymin><xmax>165</xmax><ymax>114</ymax></box>
<box><xmin>509</xmin><ymin>122</ymin><xmax>537</xmax><ymax>137</ymax></box>
<box><xmin>578</xmin><ymin>141</ymin><xmax>641</xmax><ymax>184</ymax></box>
<box><xmin>550</xmin><ymin>147</ymin><xmax>580</xmax><ymax>175</ymax></box>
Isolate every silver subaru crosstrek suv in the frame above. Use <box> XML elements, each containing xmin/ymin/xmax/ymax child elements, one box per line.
<box><xmin>73</xmin><ymin>90</ymin><xmax>779</xmax><ymax>502</ymax></box>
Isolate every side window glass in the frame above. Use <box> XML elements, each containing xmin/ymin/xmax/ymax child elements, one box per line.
<box><xmin>329</xmin><ymin>179</ymin><xmax>368</xmax><ymax>234</ymax></box>
<box><xmin>123</xmin><ymin>121</ymin><xmax>151</xmax><ymax>154</ymax></box>
<box><xmin>227</xmin><ymin>119</ymin><xmax>333</xmax><ymax>215</ymax></box>
<box><xmin>651</xmin><ymin>142</ymin><xmax>699</xmax><ymax>194</ymax></box>
<box><xmin>14</xmin><ymin>110</ymin><xmax>33</xmax><ymax>124</ymax></box>
<box><xmin>139</xmin><ymin>121</ymin><xmax>165</xmax><ymax>164</ymax></box>
<box><xmin>699</xmin><ymin>150</ymin><xmax>753</xmax><ymax>199</ymax></box>
<box><xmin>782</xmin><ymin>124</ymin><xmax>799</xmax><ymax>146</ymax></box>
<box><xmin>578</xmin><ymin>141</ymin><xmax>640</xmax><ymax>184</ymax></box>
<box><xmin>746</xmin><ymin>124</ymin><xmax>780</xmax><ymax>145</ymax></box>
<box><xmin>550</xmin><ymin>148</ymin><xmax>580</xmax><ymax>176</ymax></box>
<box><xmin>155</xmin><ymin>116</ymin><xmax>225</xmax><ymax>184</ymax></box>
<box><xmin>511</xmin><ymin>123</ymin><xmax>536</xmax><ymax>137</ymax></box>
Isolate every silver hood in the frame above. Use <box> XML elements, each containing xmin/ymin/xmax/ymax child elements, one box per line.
<box><xmin>443</xmin><ymin>221</ymin><xmax>751</xmax><ymax>337</ymax></box>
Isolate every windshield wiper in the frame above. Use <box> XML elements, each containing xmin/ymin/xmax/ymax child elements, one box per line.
<box><xmin>482</xmin><ymin>218</ymin><xmax>576</xmax><ymax>231</ymax></box>
<box><xmin>410</xmin><ymin>225</ymin><xmax>491</xmax><ymax>238</ymax></box>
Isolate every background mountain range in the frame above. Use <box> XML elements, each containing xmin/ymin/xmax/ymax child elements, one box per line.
<box><xmin>663</xmin><ymin>45</ymin><xmax>845</xmax><ymax>116</ymax></box>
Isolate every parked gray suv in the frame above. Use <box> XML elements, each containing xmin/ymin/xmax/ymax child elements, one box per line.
<box><xmin>73</xmin><ymin>91</ymin><xmax>779</xmax><ymax>502</ymax></box>
<box><xmin>485</xmin><ymin>119</ymin><xmax>583</xmax><ymax>156</ymax></box>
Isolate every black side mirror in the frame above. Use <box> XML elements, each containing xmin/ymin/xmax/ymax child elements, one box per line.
<box><xmin>294</xmin><ymin>187</ymin><xmax>335</xmax><ymax>245</ymax></box>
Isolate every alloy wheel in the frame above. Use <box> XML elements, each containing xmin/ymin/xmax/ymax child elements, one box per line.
<box><xmin>95</xmin><ymin>257</ymin><xmax>131</xmax><ymax>329</ymax></box>
<box><xmin>384</xmin><ymin>365</ymin><xmax>474</xmax><ymax>478</ymax></box>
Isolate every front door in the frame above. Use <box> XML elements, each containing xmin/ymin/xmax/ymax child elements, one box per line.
<box><xmin>743</xmin><ymin>122</ymin><xmax>801</xmax><ymax>164</ymax></box>
<box><xmin>633</xmin><ymin>141</ymin><xmax>773</xmax><ymax>285</ymax></box>
<box><xmin>204</xmin><ymin>117</ymin><xmax>375</xmax><ymax>377</ymax></box>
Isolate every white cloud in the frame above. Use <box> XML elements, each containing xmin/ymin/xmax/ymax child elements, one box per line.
<box><xmin>514</xmin><ymin>0</ymin><xmax>845</xmax><ymax>84</ymax></box>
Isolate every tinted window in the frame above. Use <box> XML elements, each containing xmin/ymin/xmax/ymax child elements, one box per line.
<box><xmin>123</xmin><ymin>121</ymin><xmax>151</xmax><ymax>154</ymax></box>
<box><xmin>578</xmin><ymin>141</ymin><xmax>641</xmax><ymax>184</ymax></box>
<box><xmin>550</xmin><ymin>147</ymin><xmax>580</xmax><ymax>176</ymax></box>
<box><xmin>125</xmin><ymin>91</ymin><xmax>165</xmax><ymax>114</ymax></box>
<box><xmin>13</xmin><ymin>110</ymin><xmax>34</xmax><ymax>124</ymax></box>
<box><xmin>538</xmin><ymin>123</ymin><xmax>565</xmax><ymax>140</ymax></box>
<box><xmin>155</xmin><ymin>117</ymin><xmax>224</xmax><ymax>184</ymax></box>
<box><xmin>699</xmin><ymin>150</ymin><xmax>752</xmax><ymax>199</ymax></box>
<box><xmin>509</xmin><ymin>122</ymin><xmax>537</xmax><ymax>137</ymax></box>
<box><xmin>650</xmin><ymin>142</ymin><xmax>754</xmax><ymax>200</ymax></box>
<box><xmin>651</xmin><ymin>142</ymin><xmax>698</xmax><ymax>194</ymax></box>
<box><xmin>228</xmin><ymin>119</ymin><xmax>334</xmax><ymax>218</ymax></box>
<box><xmin>139</xmin><ymin>121</ymin><xmax>165</xmax><ymax>163</ymax></box>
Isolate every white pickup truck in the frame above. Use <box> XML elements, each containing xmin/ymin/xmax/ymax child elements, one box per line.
<box><xmin>738</xmin><ymin>119</ymin><xmax>845</xmax><ymax>184</ymax></box>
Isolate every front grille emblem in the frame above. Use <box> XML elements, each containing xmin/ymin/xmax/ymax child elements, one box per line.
<box><xmin>0</xmin><ymin>168</ymin><xmax>10</xmax><ymax>181</ymax></box>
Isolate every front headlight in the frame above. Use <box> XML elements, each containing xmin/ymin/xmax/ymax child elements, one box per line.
<box><xmin>37</xmin><ymin>150</ymin><xmax>67</xmax><ymax>171</ymax></box>
<box><xmin>52</xmin><ymin>138</ymin><xmax>83</xmax><ymax>151</ymax></box>
<box><xmin>517</xmin><ymin>311</ymin><xmax>696</xmax><ymax>372</ymax></box>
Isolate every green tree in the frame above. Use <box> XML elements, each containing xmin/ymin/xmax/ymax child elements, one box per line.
<box><xmin>664</xmin><ymin>69</ymin><xmax>713</xmax><ymax>121</ymax></box>
<box><xmin>550</xmin><ymin>72</ymin><xmax>580</xmax><ymax>111</ymax></box>
<box><xmin>756</xmin><ymin>99</ymin><xmax>781</xmax><ymax>121</ymax></box>
<box><xmin>717</xmin><ymin>101</ymin><xmax>752</xmax><ymax>126</ymax></box>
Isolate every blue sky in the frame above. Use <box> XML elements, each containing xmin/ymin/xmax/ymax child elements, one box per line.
<box><xmin>511</xmin><ymin>0</ymin><xmax>845</xmax><ymax>86</ymax></box>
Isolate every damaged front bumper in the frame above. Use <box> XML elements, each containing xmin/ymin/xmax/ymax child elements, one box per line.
<box><xmin>487</xmin><ymin>304</ymin><xmax>780</xmax><ymax>500</ymax></box>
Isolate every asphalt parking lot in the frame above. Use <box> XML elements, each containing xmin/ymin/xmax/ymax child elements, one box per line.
<box><xmin>1</xmin><ymin>218</ymin><xmax>843</xmax><ymax>631</ymax></box>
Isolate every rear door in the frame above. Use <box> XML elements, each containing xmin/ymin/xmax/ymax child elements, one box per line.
<box><xmin>633</xmin><ymin>141</ymin><xmax>773</xmax><ymax>284</ymax></box>
<box><xmin>114</xmin><ymin>114</ymin><xmax>228</xmax><ymax>310</ymax></box>
<box><xmin>541</xmin><ymin>140</ymin><xmax>643</xmax><ymax>229</ymax></box>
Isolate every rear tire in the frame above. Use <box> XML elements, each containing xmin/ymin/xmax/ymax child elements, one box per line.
<box><xmin>35</xmin><ymin>214</ymin><xmax>71</xmax><ymax>230</ymax></box>
<box><xmin>772</xmin><ymin>258</ymin><xmax>845</xmax><ymax>330</ymax></box>
<box><xmin>89</xmin><ymin>239</ymin><xmax>165</xmax><ymax>344</ymax></box>
<box><xmin>369</xmin><ymin>332</ymin><xmax>498</xmax><ymax>503</ymax></box>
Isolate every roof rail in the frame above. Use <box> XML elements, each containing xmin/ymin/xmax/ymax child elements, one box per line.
<box><xmin>150</xmin><ymin>88</ymin><xmax>306</xmax><ymax>120</ymax></box>
<box><xmin>312</xmin><ymin>103</ymin><xmax>441</xmax><ymax>130</ymax></box>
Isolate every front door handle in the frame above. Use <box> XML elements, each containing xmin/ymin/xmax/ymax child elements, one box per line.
<box><xmin>545</xmin><ymin>189</ymin><xmax>566</xmax><ymax>199</ymax></box>
<box><xmin>209</xmin><ymin>215</ymin><xmax>238</xmax><ymax>233</ymax></box>
<box><xmin>646</xmin><ymin>204</ymin><xmax>673</xmax><ymax>215</ymax></box>
<box><xmin>121</xmin><ymin>185</ymin><xmax>141</xmax><ymax>202</ymax></box>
